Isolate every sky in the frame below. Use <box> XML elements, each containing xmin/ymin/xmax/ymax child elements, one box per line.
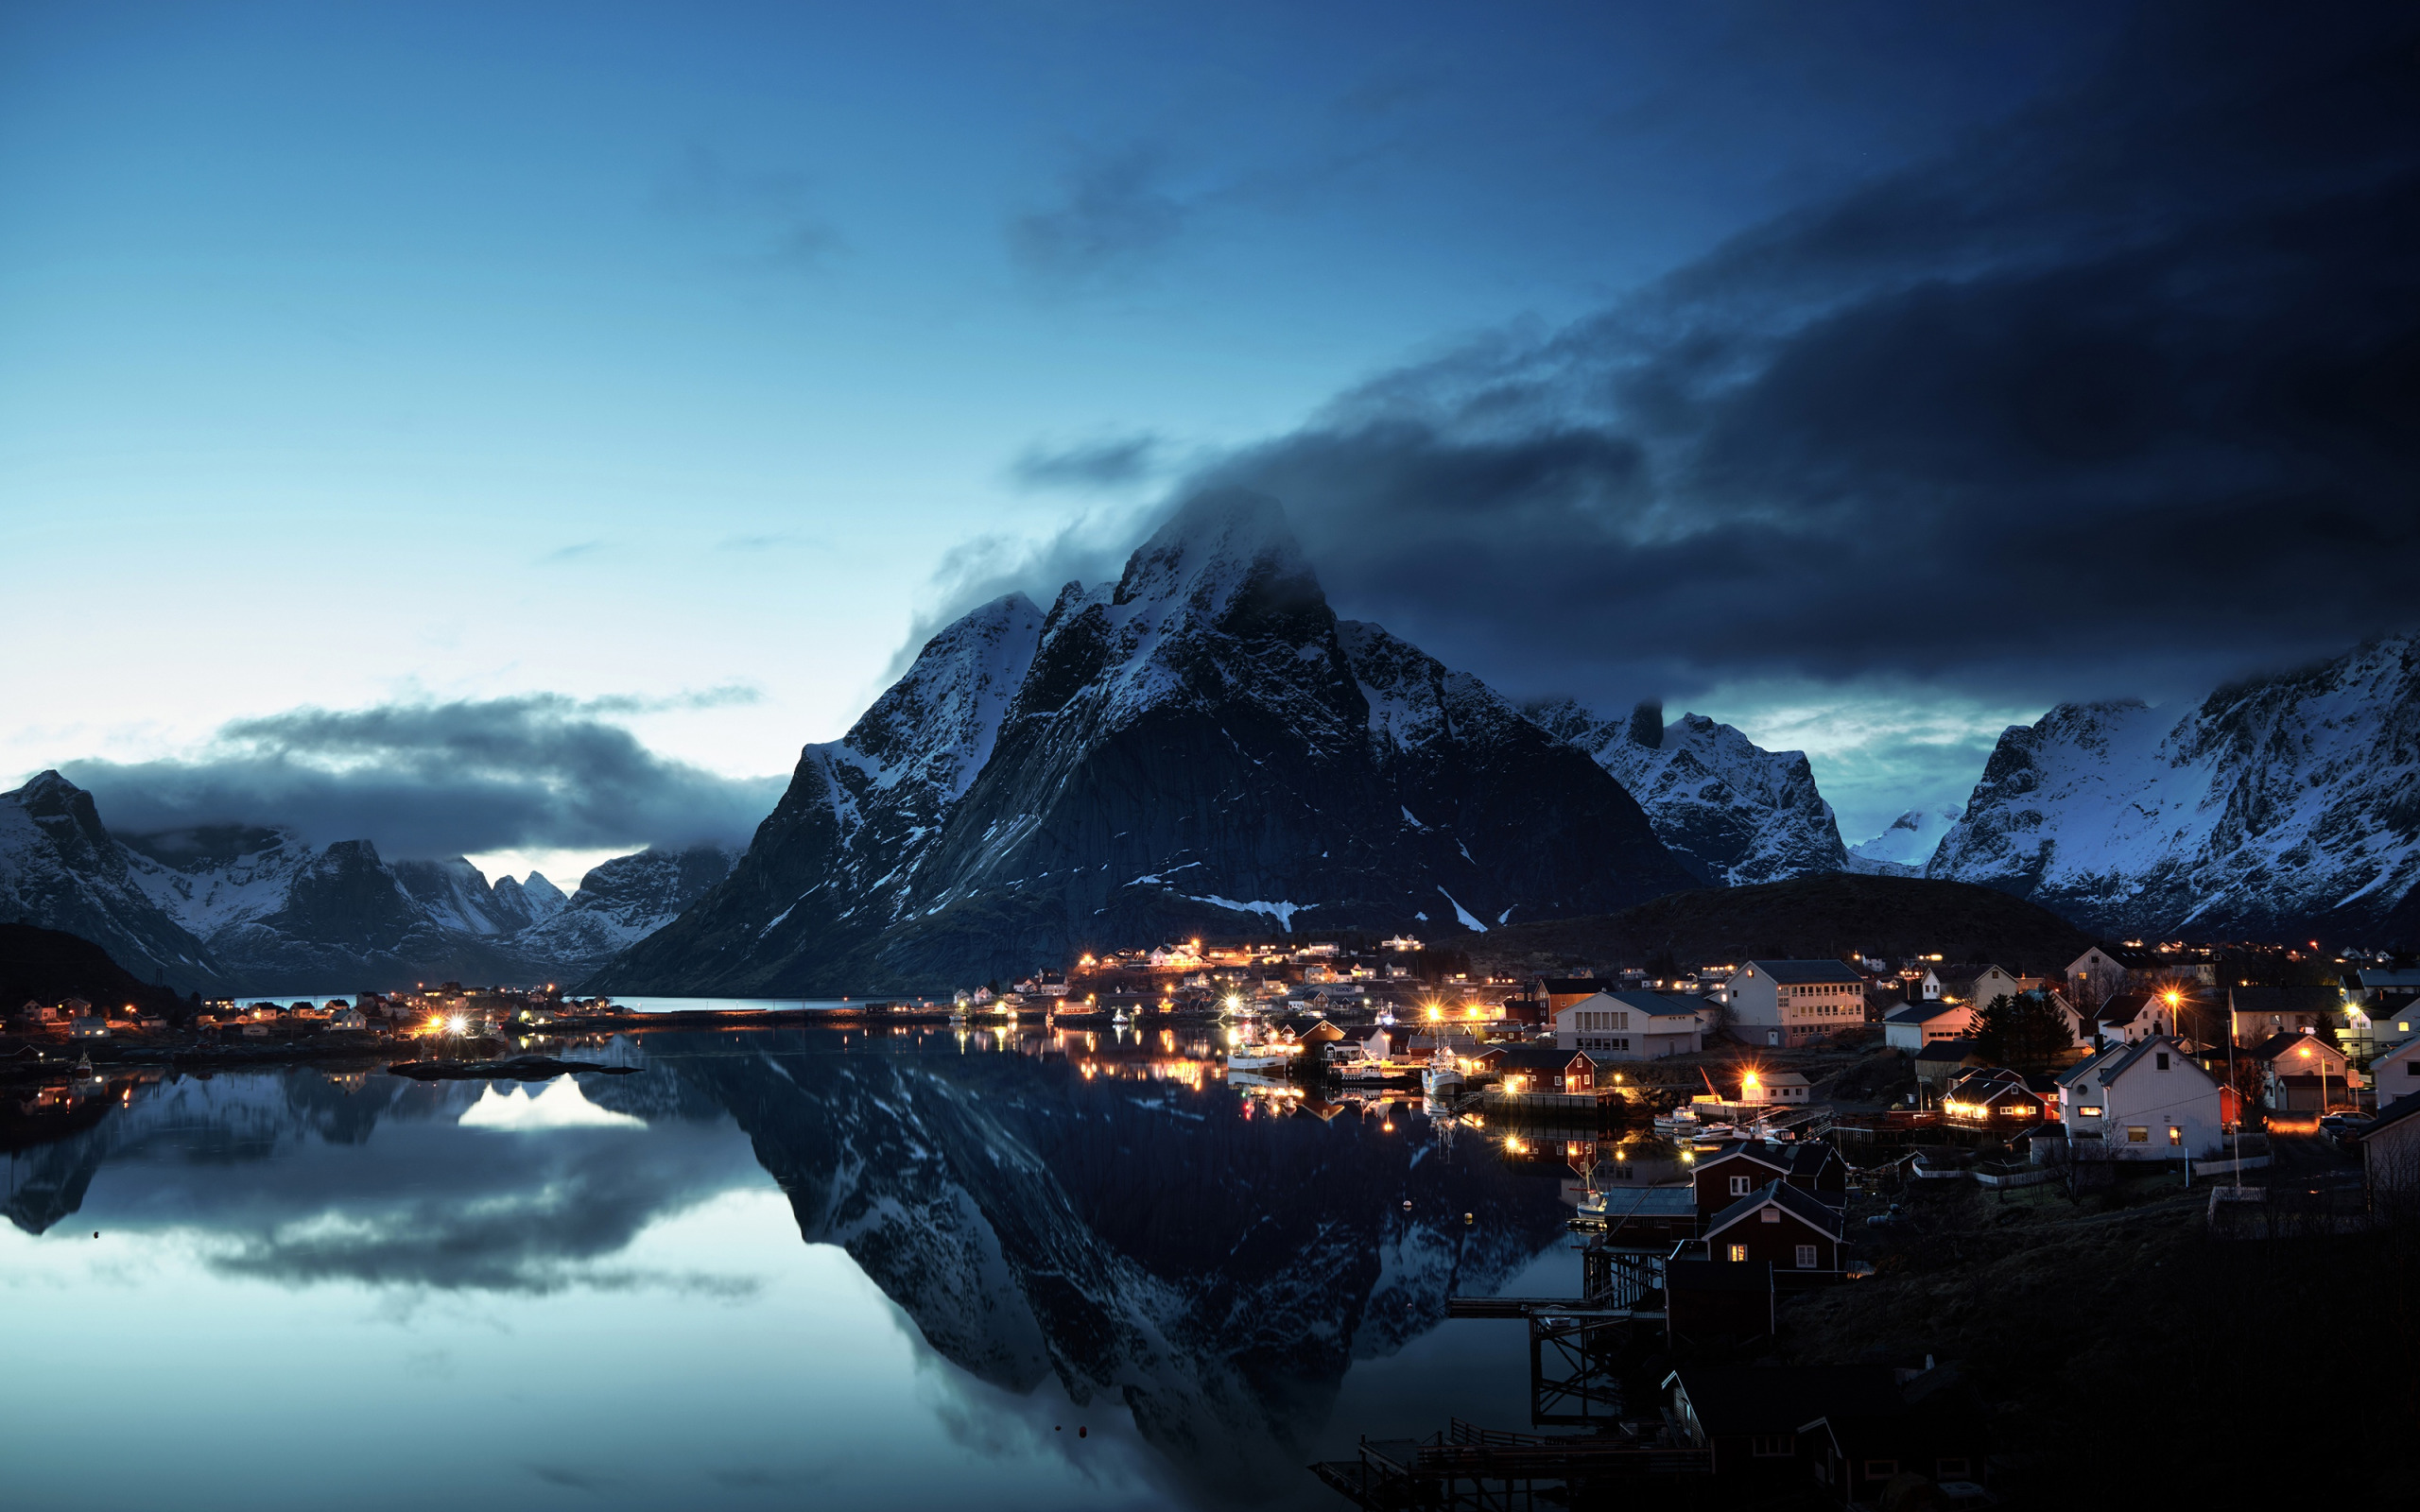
<box><xmin>5</xmin><ymin>2</ymin><xmax>2414</xmax><ymax>886</ymax></box>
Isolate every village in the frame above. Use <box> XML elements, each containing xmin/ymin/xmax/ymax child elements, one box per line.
<box><xmin>10</xmin><ymin>934</ymin><xmax>2420</xmax><ymax>1505</ymax></box>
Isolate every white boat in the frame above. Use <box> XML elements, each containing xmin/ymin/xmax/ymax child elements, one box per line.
<box><xmin>1227</xmin><ymin>1045</ymin><xmax>1297</xmax><ymax>1072</ymax></box>
<box><xmin>1422</xmin><ymin>1058</ymin><xmax>1464</xmax><ymax>1098</ymax></box>
<box><xmin>1110</xmin><ymin>1008</ymin><xmax>1130</xmax><ymax>1025</ymax></box>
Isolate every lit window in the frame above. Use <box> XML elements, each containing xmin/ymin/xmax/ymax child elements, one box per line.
<box><xmin>1727</xmin><ymin>1244</ymin><xmax>1748</xmax><ymax>1263</ymax></box>
<box><xmin>2169</xmin><ymin>1125</ymin><xmax>2182</xmax><ymax>1145</ymax></box>
<box><xmin>2127</xmin><ymin>1126</ymin><xmax>2150</xmax><ymax>1143</ymax></box>
<box><xmin>1795</xmin><ymin>1244</ymin><xmax>1818</xmax><ymax>1268</ymax></box>
<box><xmin>1761</xmin><ymin>1208</ymin><xmax>1781</xmax><ymax>1223</ymax></box>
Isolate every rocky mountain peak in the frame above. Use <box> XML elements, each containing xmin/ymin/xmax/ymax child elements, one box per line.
<box><xmin>1110</xmin><ymin>487</ymin><xmax>1312</xmax><ymax>619</ymax></box>
<box><xmin>1625</xmin><ymin>700</ymin><xmax>1664</xmax><ymax>749</ymax></box>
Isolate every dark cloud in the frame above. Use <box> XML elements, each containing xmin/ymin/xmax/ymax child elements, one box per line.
<box><xmin>1007</xmin><ymin>147</ymin><xmax>1189</xmax><ymax>285</ymax></box>
<box><xmin>1167</xmin><ymin>4</ymin><xmax>2420</xmax><ymax>712</ymax></box>
<box><xmin>63</xmin><ymin>695</ymin><xmax>786</xmax><ymax>859</ymax></box>
<box><xmin>1008</xmin><ymin>434</ymin><xmax>1167</xmax><ymax>492</ymax></box>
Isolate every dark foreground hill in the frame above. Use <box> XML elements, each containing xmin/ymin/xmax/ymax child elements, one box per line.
<box><xmin>1471</xmin><ymin>873</ymin><xmax>2095</xmax><ymax>975</ymax></box>
<box><xmin>0</xmin><ymin>923</ymin><xmax>197</xmax><ymax>1022</ymax></box>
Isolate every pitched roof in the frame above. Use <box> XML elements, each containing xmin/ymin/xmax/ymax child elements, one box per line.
<box><xmin>1536</xmin><ymin>977</ymin><xmax>1605</xmax><ymax>995</ymax></box>
<box><xmin>2346</xmin><ymin>970</ymin><xmax>2420</xmax><ymax>991</ymax></box>
<box><xmin>1742</xmin><ymin>960</ymin><xmax>1865</xmax><ymax>985</ymax></box>
<box><xmin>2249</xmin><ymin>1030</ymin><xmax>2341</xmax><ymax>1063</ymax></box>
<box><xmin>1887</xmin><ymin>1002</ymin><xmax>1964</xmax><ymax>1024</ymax></box>
<box><xmin>2352</xmin><ymin>1089</ymin><xmax>2420</xmax><ymax>1143</ymax></box>
<box><xmin>2098</xmin><ymin>990</ymin><xmax>2156</xmax><ymax>1026</ymax></box>
<box><xmin>1600</xmin><ymin>989</ymin><xmax>1707</xmax><ymax>1022</ymax></box>
<box><xmin>1703</xmin><ymin>1179</ymin><xmax>1844</xmax><ymax>1241</ymax></box>
<box><xmin>1913</xmin><ymin>1039</ymin><xmax>1983</xmax><ymax>1063</ymax></box>
<box><xmin>1587</xmin><ymin>1185</ymin><xmax>1699</xmax><ymax>1220</ymax></box>
<box><xmin>1786</xmin><ymin>1143</ymin><xmax>1841</xmax><ymax>1177</ymax></box>
<box><xmin>1698</xmin><ymin>1140</ymin><xmax>1789</xmax><ymax>1174</ymax></box>
<box><xmin>2093</xmin><ymin>1034</ymin><xmax>2214</xmax><ymax>1086</ymax></box>
<box><xmin>1487</xmin><ymin>1044</ymin><xmax>1595</xmax><ymax>1073</ymax></box>
<box><xmin>2230</xmin><ymin>985</ymin><xmax>2341</xmax><ymax>1016</ymax></box>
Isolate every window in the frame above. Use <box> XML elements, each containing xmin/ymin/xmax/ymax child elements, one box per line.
<box><xmin>1862</xmin><ymin>1460</ymin><xmax>1899</xmax><ymax>1482</ymax></box>
<box><xmin>1729</xmin><ymin>1175</ymin><xmax>1752</xmax><ymax>1196</ymax></box>
<box><xmin>2169</xmin><ymin>1125</ymin><xmax>2182</xmax><ymax>1145</ymax></box>
<box><xmin>1751</xmin><ymin>1435</ymin><xmax>1792</xmax><ymax>1458</ymax></box>
<box><xmin>2078</xmin><ymin>1106</ymin><xmax>2102</xmax><ymax>1118</ymax></box>
<box><xmin>1727</xmin><ymin>1244</ymin><xmax>1748</xmax><ymax>1263</ymax></box>
<box><xmin>2127</xmin><ymin>1125</ymin><xmax>2150</xmax><ymax>1143</ymax></box>
<box><xmin>1760</xmin><ymin>1208</ymin><xmax>1781</xmax><ymax>1223</ymax></box>
<box><xmin>2155</xmin><ymin>1052</ymin><xmax>2169</xmax><ymax>1070</ymax></box>
<box><xmin>1795</xmin><ymin>1244</ymin><xmax>1818</xmax><ymax>1268</ymax></box>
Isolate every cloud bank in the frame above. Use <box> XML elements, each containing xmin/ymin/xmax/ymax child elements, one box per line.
<box><xmin>62</xmin><ymin>695</ymin><xmax>786</xmax><ymax>860</ymax></box>
<box><xmin>975</xmin><ymin>5</ymin><xmax>2420</xmax><ymax>734</ymax></box>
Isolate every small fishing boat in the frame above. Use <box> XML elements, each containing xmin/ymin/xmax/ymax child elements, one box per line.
<box><xmin>1227</xmin><ymin>1044</ymin><xmax>1298</xmax><ymax>1073</ymax></box>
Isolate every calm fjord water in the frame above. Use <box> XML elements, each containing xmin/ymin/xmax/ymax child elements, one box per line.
<box><xmin>3</xmin><ymin>1027</ymin><xmax>1585</xmax><ymax>1510</ymax></box>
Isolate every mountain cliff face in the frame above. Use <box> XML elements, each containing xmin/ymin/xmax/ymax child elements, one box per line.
<box><xmin>596</xmin><ymin>491</ymin><xmax>1697</xmax><ymax>994</ymax></box>
<box><xmin>510</xmin><ymin>844</ymin><xmax>735</xmax><ymax>966</ymax></box>
<box><xmin>1528</xmin><ymin>699</ymin><xmax>1850</xmax><ymax>885</ymax></box>
<box><xmin>1927</xmin><ymin>636</ymin><xmax>2420</xmax><ymax>938</ymax></box>
<box><xmin>0</xmin><ymin>773</ymin><xmax>229</xmax><ymax>994</ymax></box>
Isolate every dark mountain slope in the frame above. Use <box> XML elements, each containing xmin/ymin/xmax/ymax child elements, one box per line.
<box><xmin>1474</xmin><ymin>872</ymin><xmax>2095</xmax><ymax>976</ymax></box>
<box><xmin>596</xmin><ymin>492</ymin><xmax>1696</xmax><ymax>995</ymax></box>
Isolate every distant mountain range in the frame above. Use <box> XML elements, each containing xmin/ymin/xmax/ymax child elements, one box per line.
<box><xmin>10</xmin><ymin>500</ymin><xmax>2417</xmax><ymax>992</ymax></box>
<box><xmin>1927</xmin><ymin>634</ymin><xmax>2420</xmax><ymax>940</ymax></box>
<box><xmin>0</xmin><ymin>770</ymin><xmax>732</xmax><ymax>995</ymax></box>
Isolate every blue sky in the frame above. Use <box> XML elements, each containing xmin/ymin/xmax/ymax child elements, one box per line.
<box><xmin>7</xmin><ymin>3</ymin><xmax>2409</xmax><ymax>885</ymax></box>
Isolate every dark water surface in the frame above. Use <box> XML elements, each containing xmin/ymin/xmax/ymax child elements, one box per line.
<box><xmin>2</xmin><ymin>1025</ymin><xmax>1603</xmax><ymax>1511</ymax></box>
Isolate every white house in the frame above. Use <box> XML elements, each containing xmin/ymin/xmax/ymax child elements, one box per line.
<box><xmin>2054</xmin><ymin>1035</ymin><xmax>2225</xmax><ymax>1160</ymax></box>
<box><xmin>1884</xmin><ymin>1001</ymin><xmax>1974</xmax><ymax>1051</ymax></box>
<box><xmin>1919</xmin><ymin>964</ymin><xmax>2031</xmax><ymax>1005</ymax></box>
<box><xmin>327</xmin><ymin>1006</ymin><xmax>367</xmax><ymax>1030</ymax></box>
<box><xmin>1554</xmin><ymin>990</ymin><xmax>1706</xmax><ymax>1059</ymax></box>
<box><xmin>1721</xmin><ymin>960</ymin><xmax>1867</xmax><ymax>1049</ymax></box>
<box><xmin>1739</xmin><ymin>1070</ymin><xmax>1811</xmax><ymax>1105</ymax></box>
<box><xmin>2368</xmin><ymin>1037</ymin><xmax>2420</xmax><ymax>1108</ymax></box>
<box><xmin>68</xmin><ymin>1015</ymin><xmax>110</xmax><ymax>1040</ymax></box>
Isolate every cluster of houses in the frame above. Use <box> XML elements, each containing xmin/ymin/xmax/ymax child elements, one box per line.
<box><xmin>12</xmin><ymin>997</ymin><xmax>164</xmax><ymax>1039</ymax></box>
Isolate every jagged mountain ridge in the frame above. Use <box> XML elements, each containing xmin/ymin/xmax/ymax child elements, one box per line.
<box><xmin>1</xmin><ymin>770</ymin><xmax>734</xmax><ymax>993</ymax></box>
<box><xmin>1528</xmin><ymin>698</ymin><xmax>1851</xmax><ymax>885</ymax></box>
<box><xmin>595</xmin><ymin>491</ymin><xmax>1701</xmax><ymax>994</ymax></box>
<box><xmin>1927</xmin><ymin>635</ymin><xmax>2420</xmax><ymax>938</ymax></box>
<box><xmin>0</xmin><ymin>773</ymin><xmax>230</xmax><ymax>994</ymax></box>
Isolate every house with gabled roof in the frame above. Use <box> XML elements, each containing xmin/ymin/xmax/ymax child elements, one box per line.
<box><xmin>2055</xmin><ymin>1034</ymin><xmax>2224</xmax><ymax>1159</ymax></box>
<box><xmin>2226</xmin><ymin>985</ymin><xmax>2337</xmax><ymax>1046</ymax></box>
<box><xmin>1723</xmin><ymin>960</ymin><xmax>1868</xmax><ymax>1049</ymax></box>
<box><xmin>1552</xmin><ymin>988</ymin><xmax>1706</xmax><ymax>1059</ymax></box>
<box><xmin>2366</xmin><ymin>1036</ymin><xmax>2420</xmax><ymax>1110</ymax></box>
<box><xmin>2249</xmin><ymin>1030</ymin><xmax>2354</xmax><ymax>1113</ymax></box>
<box><xmin>1699</xmin><ymin>1180</ymin><xmax>1846</xmax><ymax>1281</ymax></box>
<box><xmin>1693</xmin><ymin>1141</ymin><xmax>1792</xmax><ymax>1212</ymax></box>
<box><xmin>1884</xmin><ymin>999</ymin><xmax>1973</xmax><ymax>1051</ymax></box>
<box><xmin>2348</xmin><ymin>1090</ymin><xmax>2420</xmax><ymax>1209</ymax></box>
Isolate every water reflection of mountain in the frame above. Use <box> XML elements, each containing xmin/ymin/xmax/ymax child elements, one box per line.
<box><xmin>7</xmin><ymin>1034</ymin><xmax>1573</xmax><ymax>1500</ymax></box>
<box><xmin>635</xmin><ymin>1033</ymin><xmax>1571</xmax><ymax>1494</ymax></box>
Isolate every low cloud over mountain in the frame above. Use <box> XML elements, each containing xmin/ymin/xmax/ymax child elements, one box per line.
<box><xmin>60</xmin><ymin>694</ymin><xmax>785</xmax><ymax>863</ymax></box>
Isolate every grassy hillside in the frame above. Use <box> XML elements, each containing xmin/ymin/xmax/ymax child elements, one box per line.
<box><xmin>0</xmin><ymin>923</ymin><xmax>198</xmax><ymax>1022</ymax></box>
<box><xmin>1473</xmin><ymin>873</ymin><xmax>2094</xmax><ymax>975</ymax></box>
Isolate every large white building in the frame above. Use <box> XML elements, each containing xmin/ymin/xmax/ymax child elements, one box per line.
<box><xmin>1553</xmin><ymin>990</ymin><xmax>1706</xmax><ymax>1059</ymax></box>
<box><xmin>2054</xmin><ymin>1034</ymin><xmax>2226</xmax><ymax>1160</ymax></box>
<box><xmin>1720</xmin><ymin>960</ymin><xmax>1867</xmax><ymax>1048</ymax></box>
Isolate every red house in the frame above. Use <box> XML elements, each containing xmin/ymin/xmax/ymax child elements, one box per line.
<box><xmin>1701</xmin><ymin>1180</ymin><xmax>1846</xmax><ymax>1282</ymax></box>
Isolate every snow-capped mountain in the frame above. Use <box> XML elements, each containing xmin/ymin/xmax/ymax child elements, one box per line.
<box><xmin>1528</xmin><ymin>700</ymin><xmax>1850</xmax><ymax>885</ymax></box>
<box><xmin>0</xmin><ymin>772</ymin><xmax>230</xmax><ymax>994</ymax></box>
<box><xmin>5</xmin><ymin>771</ymin><xmax>734</xmax><ymax>994</ymax></box>
<box><xmin>1847</xmin><ymin>807</ymin><xmax>1962</xmax><ymax>875</ymax></box>
<box><xmin>596</xmin><ymin>490</ymin><xmax>1697</xmax><ymax>994</ymax></box>
<box><xmin>1927</xmin><ymin>635</ymin><xmax>2420</xmax><ymax>938</ymax></box>
<box><xmin>510</xmin><ymin>844</ymin><xmax>735</xmax><ymax>966</ymax></box>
